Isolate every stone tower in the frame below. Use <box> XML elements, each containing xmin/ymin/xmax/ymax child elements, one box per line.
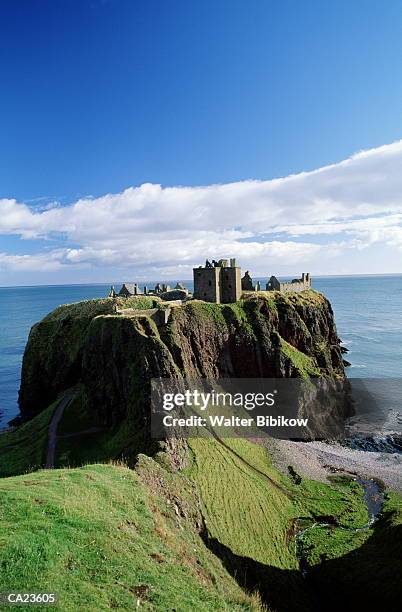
<box><xmin>193</xmin><ymin>258</ymin><xmax>241</xmax><ymax>303</ymax></box>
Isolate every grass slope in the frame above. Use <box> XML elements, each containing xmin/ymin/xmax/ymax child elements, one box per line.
<box><xmin>188</xmin><ymin>438</ymin><xmax>296</xmax><ymax>568</ymax></box>
<box><xmin>0</xmin><ymin>403</ymin><xmax>55</xmax><ymax>477</ymax></box>
<box><xmin>305</xmin><ymin>491</ymin><xmax>402</xmax><ymax>610</ymax></box>
<box><xmin>187</xmin><ymin>437</ymin><xmax>369</xmax><ymax>570</ymax></box>
<box><xmin>186</xmin><ymin>437</ymin><xmax>378</xmax><ymax>611</ymax></box>
<box><xmin>0</xmin><ymin>462</ymin><xmax>266</xmax><ymax>612</ymax></box>
<box><xmin>0</xmin><ymin>405</ymin><xmax>372</xmax><ymax>571</ymax></box>
<box><xmin>0</xmin><ymin>391</ymin><xmax>146</xmax><ymax>478</ymax></box>
<box><xmin>1</xmin><ymin>411</ymin><xmax>401</xmax><ymax>610</ymax></box>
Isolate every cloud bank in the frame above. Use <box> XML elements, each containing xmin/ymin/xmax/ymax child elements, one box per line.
<box><xmin>1</xmin><ymin>140</ymin><xmax>402</xmax><ymax>281</ymax></box>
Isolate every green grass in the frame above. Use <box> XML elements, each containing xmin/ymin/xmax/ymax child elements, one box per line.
<box><xmin>303</xmin><ymin>489</ymin><xmax>402</xmax><ymax>566</ymax></box>
<box><xmin>116</xmin><ymin>296</ymin><xmax>160</xmax><ymax>310</ymax></box>
<box><xmin>278</xmin><ymin>338</ymin><xmax>321</xmax><ymax>377</ymax></box>
<box><xmin>54</xmin><ymin>391</ymin><xmax>150</xmax><ymax>469</ymax></box>
<box><xmin>188</xmin><ymin>437</ymin><xmax>296</xmax><ymax>568</ymax></box>
<box><xmin>184</xmin><ymin>436</ymin><xmax>381</xmax><ymax>612</ymax></box>
<box><xmin>221</xmin><ymin>302</ymin><xmax>256</xmax><ymax>338</ymax></box>
<box><xmin>304</xmin><ymin>490</ymin><xmax>402</xmax><ymax>609</ymax></box>
<box><xmin>55</xmin><ymin>421</ymin><xmax>144</xmax><ymax>469</ymax></box>
<box><xmin>0</xmin><ymin>403</ymin><xmax>55</xmax><ymax>477</ymax></box>
<box><xmin>183</xmin><ymin>301</ymin><xmax>228</xmax><ymax>329</ymax></box>
<box><xmin>41</xmin><ymin>299</ymin><xmax>116</xmax><ymax>323</ymax></box>
<box><xmin>1</xmin><ymin>402</ymin><xmax>400</xmax><ymax>611</ymax></box>
<box><xmin>0</xmin><ymin>393</ymin><xmax>146</xmax><ymax>477</ymax></box>
<box><xmin>286</xmin><ymin>290</ymin><xmax>328</xmax><ymax>308</ymax></box>
<box><xmin>0</xmin><ymin>387</ymin><xmax>121</xmax><ymax>478</ymax></box>
<box><xmin>0</xmin><ymin>462</ymin><xmax>266</xmax><ymax>612</ymax></box>
<box><xmin>300</xmin><ymin>525</ymin><xmax>369</xmax><ymax>566</ymax></box>
<box><xmin>186</xmin><ymin>437</ymin><xmax>369</xmax><ymax>570</ymax></box>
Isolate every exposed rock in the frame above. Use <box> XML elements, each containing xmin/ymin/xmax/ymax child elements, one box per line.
<box><xmin>19</xmin><ymin>291</ymin><xmax>348</xmax><ymax>441</ymax></box>
<box><xmin>18</xmin><ymin>299</ymin><xmax>115</xmax><ymax>419</ymax></box>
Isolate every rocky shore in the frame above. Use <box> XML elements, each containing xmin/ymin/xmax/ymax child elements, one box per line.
<box><xmin>272</xmin><ymin>438</ymin><xmax>402</xmax><ymax>490</ymax></box>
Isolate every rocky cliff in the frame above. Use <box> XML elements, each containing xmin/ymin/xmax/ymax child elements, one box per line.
<box><xmin>19</xmin><ymin>291</ymin><xmax>346</xmax><ymax>434</ymax></box>
<box><xmin>12</xmin><ymin>292</ymin><xmax>402</xmax><ymax>612</ymax></box>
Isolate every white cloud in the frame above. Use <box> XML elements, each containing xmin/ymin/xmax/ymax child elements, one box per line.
<box><xmin>0</xmin><ymin>251</ymin><xmax>67</xmax><ymax>272</ymax></box>
<box><xmin>1</xmin><ymin>139</ymin><xmax>402</xmax><ymax>278</ymax></box>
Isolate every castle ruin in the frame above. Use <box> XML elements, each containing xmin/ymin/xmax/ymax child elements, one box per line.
<box><xmin>266</xmin><ymin>273</ymin><xmax>311</xmax><ymax>293</ymax></box>
<box><xmin>193</xmin><ymin>260</ymin><xmax>311</xmax><ymax>304</ymax></box>
<box><xmin>193</xmin><ymin>258</ymin><xmax>241</xmax><ymax>303</ymax></box>
<box><xmin>108</xmin><ymin>281</ymin><xmax>189</xmax><ymax>299</ymax></box>
<box><xmin>108</xmin><ymin>260</ymin><xmax>312</xmax><ymax>305</ymax></box>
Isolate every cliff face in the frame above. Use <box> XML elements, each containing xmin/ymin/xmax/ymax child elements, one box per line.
<box><xmin>9</xmin><ymin>294</ymin><xmax>402</xmax><ymax>612</ymax></box>
<box><xmin>19</xmin><ymin>299</ymin><xmax>116</xmax><ymax>419</ymax></box>
<box><xmin>19</xmin><ymin>291</ymin><xmax>346</xmax><ymax>429</ymax></box>
<box><xmin>160</xmin><ymin>292</ymin><xmax>343</xmax><ymax>379</ymax></box>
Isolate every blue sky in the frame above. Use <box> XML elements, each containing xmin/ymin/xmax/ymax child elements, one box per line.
<box><xmin>1</xmin><ymin>0</ymin><xmax>402</xmax><ymax>284</ymax></box>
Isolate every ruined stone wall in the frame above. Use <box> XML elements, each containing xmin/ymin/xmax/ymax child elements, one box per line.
<box><xmin>193</xmin><ymin>267</ymin><xmax>220</xmax><ymax>302</ymax></box>
<box><xmin>279</xmin><ymin>281</ymin><xmax>309</xmax><ymax>293</ymax></box>
<box><xmin>220</xmin><ymin>267</ymin><xmax>242</xmax><ymax>303</ymax></box>
<box><xmin>267</xmin><ymin>274</ymin><xmax>311</xmax><ymax>293</ymax></box>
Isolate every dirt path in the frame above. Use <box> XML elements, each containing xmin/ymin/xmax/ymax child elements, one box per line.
<box><xmin>45</xmin><ymin>393</ymin><xmax>74</xmax><ymax>469</ymax></box>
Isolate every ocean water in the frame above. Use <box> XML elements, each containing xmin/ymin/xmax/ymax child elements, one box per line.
<box><xmin>0</xmin><ymin>276</ymin><xmax>401</xmax><ymax>428</ymax></box>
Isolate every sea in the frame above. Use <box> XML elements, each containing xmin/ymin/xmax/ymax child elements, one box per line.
<box><xmin>1</xmin><ymin>276</ymin><xmax>401</xmax><ymax>446</ymax></box>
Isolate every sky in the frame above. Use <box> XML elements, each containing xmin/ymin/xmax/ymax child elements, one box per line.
<box><xmin>1</xmin><ymin>0</ymin><xmax>402</xmax><ymax>285</ymax></box>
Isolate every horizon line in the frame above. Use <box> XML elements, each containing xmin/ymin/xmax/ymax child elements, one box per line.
<box><xmin>1</xmin><ymin>271</ymin><xmax>402</xmax><ymax>290</ymax></box>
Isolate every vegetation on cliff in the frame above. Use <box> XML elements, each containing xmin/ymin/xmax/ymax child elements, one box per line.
<box><xmin>0</xmin><ymin>461</ymin><xmax>267</xmax><ymax>611</ymax></box>
<box><xmin>1</xmin><ymin>426</ymin><xmax>400</xmax><ymax>611</ymax></box>
<box><xmin>19</xmin><ymin>291</ymin><xmax>345</xmax><ymax>430</ymax></box>
<box><xmin>0</xmin><ymin>402</ymin><xmax>54</xmax><ymax>477</ymax></box>
<box><xmin>2</xmin><ymin>291</ymin><xmax>400</xmax><ymax>611</ymax></box>
<box><xmin>12</xmin><ymin>291</ymin><xmax>348</xmax><ymax>475</ymax></box>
